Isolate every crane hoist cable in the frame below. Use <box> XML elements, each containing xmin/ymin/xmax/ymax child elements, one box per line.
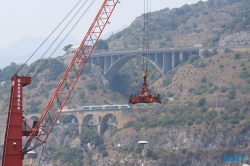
<box><xmin>15</xmin><ymin>0</ymin><xmax>83</xmax><ymax>75</ymax></box>
<box><xmin>128</xmin><ymin>0</ymin><xmax>161</xmax><ymax>104</ymax></box>
<box><xmin>142</xmin><ymin>0</ymin><xmax>150</xmax><ymax>72</ymax></box>
<box><xmin>28</xmin><ymin>0</ymin><xmax>91</xmax><ymax>77</ymax></box>
<box><xmin>32</xmin><ymin>0</ymin><xmax>96</xmax><ymax>79</ymax></box>
<box><xmin>146</xmin><ymin>0</ymin><xmax>151</xmax><ymax>71</ymax></box>
<box><xmin>142</xmin><ymin>0</ymin><xmax>145</xmax><ymax>72</ymax></box>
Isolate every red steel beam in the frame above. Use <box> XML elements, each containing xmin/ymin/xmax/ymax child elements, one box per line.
<box><xmin>22</xmin><ymin>0</ymin><xmax>119</xmax><ymax>155</ymax></box>
<box><xmin>2</xmin><ymin>75</ymin><xmax>31</xmax><ymax>166</ymax></box>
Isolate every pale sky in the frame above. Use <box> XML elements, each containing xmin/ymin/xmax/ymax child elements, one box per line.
<box><xmin>0</xmin><ymin>0</ymin><xmax>206</xmax><ymax>48</ymax></box>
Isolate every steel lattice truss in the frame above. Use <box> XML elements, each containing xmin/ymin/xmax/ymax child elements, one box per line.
<box><xmin>23</xmin><ymin>0</ymin><xmax>119</xmax><ymax>155</ymax></box>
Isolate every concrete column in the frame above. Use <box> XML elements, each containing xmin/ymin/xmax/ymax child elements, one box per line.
<box><xmin>182</xmin><ymin>52</ymin><xmax>189</xmax><ymax>62</ymax></box>
<box><xmin>77</xmin><ymin>114</ymin><xmax>84</xmax><ymax>135</ymax></box>
<box><xmin>163</xmin><ymin>53</ymin><xmax>166</xmax><ymax>74</ymax></box>
<box><xmin>147</xmin><ymin>53</ymin><xmax>155</xmax><ymax>63</ymax></box>
<box><xmin>78</xmin><ymin>124</ymin><xmax>82</xmax><ymax>135</ymax></box>
<box><xmin>172</xmin><ymin>52</ymin><xmax>180</xmax><ymax>68</ymax></box>
<box><xmin>104</xmin><ymin>56</ymin><xmax>111</xmax><ymax>73</ymax></box>
<box><xmin>98</xmin><ymin>57</ymin><xmax>104</xmax><ymax>71</ymax></box>
<box><xmin>97</xmin><ymin>124</ymin><xmax>101</xmax><ymax>134</ymax></box>
<box><xmin>155</xmin><ymin>53</ymin><xmax>163</xmax><ymax>70</ymax></box>
<box><xmin>163</xmin><ymin>53</ymin><xmax>170</xmax><ymax>74</ymax></box>
<box><xmin>91</xmin><ymin>57</ymin><xmax>98</xmax><ymax>66</ymax></box>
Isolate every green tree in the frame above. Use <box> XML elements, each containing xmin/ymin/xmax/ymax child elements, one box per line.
<box><xmin>229</xmin><ymin>90</ymin><xmax>236</xmax><ymax>100</ymax></box>
<box><xmin>134</xmin><ymin>145</ymin><xmax>142</xmax><ymax>154</ymax></box>
<box><xmin>234</xmin><ymin>53</ymin><xmax>241</xmax><ymax>59</ymax></box>
<box><xmin>78</xmin><ymin>92</ymin><xmax>85</xmax><ymax>98</ymax></box>
<box><xmin>202</xmin><ymin>49</ymin><xmax>210</xmax><ymax>57</ymax></box>
<box><xmin>198</xmin><ymin>98</ymin><xmax>206</xmax><ymax>107</ymax></box>
<box><xmin>224</xmin><ymin>48</ymin><xmax>231</xmax><ymax>53</ymax></box>
<box><xmin>80</xmin><ymin>128</ymin><xmax>103</xmax><ymax>146</ymax></box>
<box><xmin>202</xmin><ymin>49</ymin><xmax>214</xmax><ymax>57</ymax></box>
<box><xmin>51</xmin><ymin>148</ymin><xmax>83</xmax><ymax>166</ymax></box>
<box><xmin>96</xmin><ymin>39</ymin><xmax>109</xmax><ymax>51</ymax></box>
<box><xmin>146</xmin><ymin>149</ymin><xmax>158</xmax><ymax>160</ymax></box>
<box><xmin>201</xmin><ymin>76</ymin><xmax>207</xmax><ymax>83</ymax></box>
<box><xmin>188</xmin><ymin>54</ymin><xmax>200</xmax><ymax>63</ymax></box>
<box><xmin>59</xmin><ymin>114</ymin><xmax>72</xmax><ymax>123</ymax></box>
<box><xmin>63</xmin><ymin>44</ymin><xmax>73</xmax><ymax>52</ymax></box>
<box><xmin>159</xmin><ymin>42</ymin><xmax>167</xmax><ymax>48</ymax></box>
<box><xmin>87</xmin><ymin>83</ymin><xmax>97</xmax><ymax>91</ymax></box>
<box><xmin>212</xmin><ymin>48</ymin><xmax>218</xmax><ymax>55</ymax></box>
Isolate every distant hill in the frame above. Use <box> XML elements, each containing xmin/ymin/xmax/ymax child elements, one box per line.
<box><xmin>0</xmin><ymin>34</ymin><xmax>79</xmax><ymax>69</ymax></box>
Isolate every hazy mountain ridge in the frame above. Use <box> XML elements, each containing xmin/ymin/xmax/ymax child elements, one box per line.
<box><xmin>0</xmin><ymin>34</ymin><xmax>80</xmax><ymax>69</ymax></box>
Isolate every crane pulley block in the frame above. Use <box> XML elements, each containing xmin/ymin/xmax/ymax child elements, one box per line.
<box><xmin>129</xmin><ymin>71</ymin><xmax>161</xmax><ymax>104</ymax></box>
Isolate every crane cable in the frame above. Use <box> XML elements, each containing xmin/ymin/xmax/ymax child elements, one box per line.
<box><xmin>143</xmin><ymin>0</ymin><xmax>150</xmax><ymax>71</ymax></box>
<box><xmin>15</xmin><ymin>0</ymin><xmax>83</xmax><ymax>75</ymax></box>
<box><xmin>27</xmin><ymin>0</ymin><xmax>90</xmax><ymax>76</ymax></box>
<box><xmin>32</xmin><ymin>0</ymin><xmax>96</xmax><ymax>79</ymax></box>
<box><xmin>27</xmin><ymin>0</ymin><xmax>96</xmax><ymax>157</ymax></box>
<box><xmin>146</xmin><ymin>0</ymin><xmax>151</xmax><ymax>70</ymax></box>
<box><xmin>142</xmin><ymin>0</ymin><xmax>146</xmax><ymax>72</ymax></box>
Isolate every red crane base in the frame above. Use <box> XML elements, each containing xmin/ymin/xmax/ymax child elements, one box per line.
<box><xmin>129</xmin><ymin>82</ymin><xmax>161</xmax><ymax>104</ymax></box>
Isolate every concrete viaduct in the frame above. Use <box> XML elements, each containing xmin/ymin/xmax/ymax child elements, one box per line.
<box><xmin>62</xmin><ymin>48</ymin><xmax>199</xmax><ymax>78</ymax></box>
<box><xmin>23</xmin><ymin>107</ymin><xmax>140</xmax><ymax>135</ymax></box>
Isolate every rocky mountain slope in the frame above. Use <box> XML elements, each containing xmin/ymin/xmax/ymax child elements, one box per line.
<box><xmin>106</xmin><ymin>0</ymin><xmax>250</xmax><ymax>50</ymax></box>
<box><xmin>1</xmin><ymin>0</ymin><xmax>250</xmax><ymax>165</ymax></box>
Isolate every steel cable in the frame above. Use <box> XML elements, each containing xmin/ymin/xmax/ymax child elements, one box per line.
<box><xmin>32</xmin><ymin>0</ymin><xmax>96</xmax><ymax>79</ymax></box>
<box><xmin>27</xmin><ymin>0</ymin><xmax>90</xmax><ymax>76</ymax></box>
<box><xmin>15</xmin><ymin>0</ymin><xmax>83</xmax><ymax>75</ymax></box>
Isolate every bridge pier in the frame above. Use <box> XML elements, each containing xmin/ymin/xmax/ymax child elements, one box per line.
<box><xmin>155</xmin><ymin>53</ymin><xmax>163</xmax><ymax>71</ymax></box>
<box><xmin>163</xmin><ymin>53</ymin><xmax>172</xmax><ymax>74</ymax></box>
<box><xmin>172</xmin><ymin>52</ymin><xmax>180</xmax><ymax>68</ymax></box>
<box><xmin>62</xmin><ymin>48</ymin><xmax>200</xmax><ymax>78</ymax></box>
<box><xmin>104</xmin><ymin>56</ymin><xmax>111</xmax><ymax>72</ymax></box>
<box><xmin>181</xmin><ymin>52</ymin><xmax>190</xmax><ymax>62</ymax></box>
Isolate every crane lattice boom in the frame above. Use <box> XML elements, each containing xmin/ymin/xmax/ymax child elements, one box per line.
<box><xmin>23</xmin><ymin>0</ymin><xmax>119</xmax><ymax>155</ymax></box>
<box><xmin>2</xmin><ymin>0</ymin><xmax>119</xmax><ymax>165</ymax></box>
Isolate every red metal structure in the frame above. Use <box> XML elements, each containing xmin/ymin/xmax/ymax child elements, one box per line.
<box><xmin>2</xmin><ymin>0</ymin><xmax>119</xmax><ymax>165</ymax></box>
<box><xmin>129</xmin><ymin>71</ymin><xmax>161</xmax><ymax>104</ymax></box>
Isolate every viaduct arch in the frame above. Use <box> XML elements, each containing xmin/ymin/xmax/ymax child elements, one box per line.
<box><xmin>24</xmin><ymin>109</ymin><xmax>135</xmax><ymax>135</ymax></box>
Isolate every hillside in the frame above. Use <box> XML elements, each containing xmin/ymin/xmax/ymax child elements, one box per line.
<box><xmin>106</xmin><ymin>0</ymin><xmax>250</xmax><ymax>50</ymax></box>
<box><xmin>1</xmin><ymin>0</ymin><xmax>250</xmax><ymax>165</ymax></box>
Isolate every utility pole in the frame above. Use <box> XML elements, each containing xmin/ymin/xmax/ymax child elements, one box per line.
<box><xmin>138</xmin><ymin>141</ymin><xmax>148</xmax><ymax>166</ymax></box>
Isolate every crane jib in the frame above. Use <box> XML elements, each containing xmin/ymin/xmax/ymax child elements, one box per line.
<box><xmin>2</xmin><ymin>0</ymin><xmax>119</xmax><ymax>166</ymax></box>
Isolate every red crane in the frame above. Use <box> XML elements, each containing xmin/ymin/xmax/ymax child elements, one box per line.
<box><xmin>2</xmin><ymin>0</ymin><xmax>119</xmax><ymax>165</ymax></box>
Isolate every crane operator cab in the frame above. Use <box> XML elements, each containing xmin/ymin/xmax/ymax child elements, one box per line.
<box><xmin>22</xmin><ymin>117</ymin><xmax>39</xmax><ymax>136</ymax></box>
<box><xmin>129</xmin><ymin>70</ymin><xmax>161</xmax><ymax>104</ymax></box>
